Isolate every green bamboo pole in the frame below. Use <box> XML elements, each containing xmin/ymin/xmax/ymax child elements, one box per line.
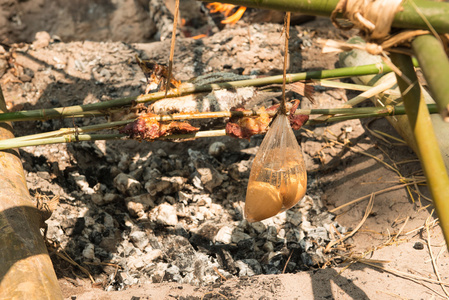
<box><xmin>202</xmin><ymin>0</ymin><xmax>449</xmax><ymax>34</ymax></box>
<box><xmin>339</xmin><ymin>36</ymin><xmax>449</xmax><ymax>171</ymax></box>
<box><xmin>390</xmin><ymin>53</ymin><xmax>449</xmax><ymax>246</ymax></box>
<box><xmin>0</xmin><ymin>63</ymin><xmax>395</xmax><ymax>123</ymax></box>
<box><xmin>0</xmin><ymin>87</ymin><xmax>62</xmax><ymax>298</ymax></box>
<box><xmin>412</xmin><ymin>34</ymin><xmax>449</xmax><ymax>121</ymax></box>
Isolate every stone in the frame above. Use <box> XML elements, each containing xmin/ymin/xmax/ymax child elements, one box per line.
<box><xmin>130</xmin><ymin>230</ymin><xmax>149</xmax><ymax>250</ymax></box>
<box><xmin>227</xmin><ymin>161</ymin><xmax>250</xmax><ymax>181</ymax></box>
<box><xmin>103</xmin><ymin>193</ymin><xmax>121</xmax><ymax>204</ymax></box>
<box><xmin>82</xmin><ymin>243</ymin><xmax>95</xmax><ymax>260</ymax></box>
<box><xmin>154</xmin><ymin>203</ymin><xmax>178</xmax><ymax>226</ymax></box>
<box><xmin>32</xmin><ymin>31</ymin><xmax>51</xmax><ymax>49</ymax></box>
<box><xmin>307</xmin><ymin>227</ymin><xmax>329</xmax><ymax>241</ymax></box>
<box><xmin>164</xmin><ymin>236</ymin><xmax>196</xmax><ymax>272</ymax></box>
<box><xmin>151</xmin><ymin>263</ymin><xmax>169</xmax><ymax>283</ymax></box>
<box><xmin>91</xmin><ymin>193</ymin><xmax>106</xmax><ymax>206</ymax></box>
<box><xmin>103</xmin><ymin>213</ymin><xmax>115</xmax><ymax>228</ymax></box>
<box><xmin>84</xmin><ymin>216</ymin><xmax>95</xmax><ymax>227</ymax></box>
<box><xmin>235</xmin><ymin>259</ymin><xmax>262</xmax><ymax>276</ymax></box>
<box><xmin>125</xmin><ymin>194</ymin><xmax>155</xmax><ymax>218</ymax></box>
<box><xmin>113</xmin><ymin>173</ymin><xmax>142</xmax><ymax>196</ymax></box>
<box><xmin>145</xmin><ymin>176</ymin><xmax>185</xmax><ymax>196</ymax></box>
<box><xmin>164</xmin><ymin>265</ymin><xmax>181</xmax><ymax>282</ymax></box>
<box><xmin>231</xmin><ymin>228</ymin><xmax>251</xmax><ymax>244</ymax></box>
<box><xmin>156</xmin><ymin>148</ymin><xmax>168</xmax><ymax>157</ymax></box>
<box><xmin>250</xmin><ymin>222</ymin><xmax>266</xmax><ymax>235</ymax></box>
<box><xmin>127</xmin><ymin>256</ymin><xmax>145</xmax><ymax>270</ymax></box>
<box><xmin>285</xmin><ymin>229</ymin><xmax>305</xmax><ymax>244</ymax></box>
<box><xmin>214</xmin><ymin>226</ymin><xmax>234</xmax><ymax>244</ymax></box>
<box><xmin>286</xmin><ymin>211</ymin><xmax>302</xmax><ymax>226</ymax></box>
<box><xmin>72</xmin><ymin>172</ymin><xmax>95</xmax><ymax>194</ymax></box>
<box><xmin>143</xmin><ymin>167</ymin><xmax>162</xmax><ymax>181</ymax></box>
<box><xmin>142</xmin><ymin>249</ymin><xmax>163</xmax><ymax>262</ymax></box>
<box><xmin>208</xmin><ymin>141</ymin><xmax>226</xmax><ymax>157</ymax></box>
<box><xmin>129</xmin><ymin>166</ymin><xmax>144</xmax><ymax>181</ymax></box>
<box><xmin>188</xmin><ymin>149</ymin><xmax>224</xmax><ymax>192</ymax></box>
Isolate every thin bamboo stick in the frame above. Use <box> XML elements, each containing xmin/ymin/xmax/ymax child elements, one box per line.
<box><xmin>412</xmin><ymin>34</ymin><xmax>449</xmax><ymax>121</ymax></box>
<box><xmin>201</xmin><ymin>0</ymin><xmax>449</xmax><ymax>34</ymax></box>
<box><xmin>390</xmin><ymin>53</ymin><xmax>449</xmax><ymax>247</ymax></box>
<box><xmin>0</xmin><ymin>104</ymin><xmax>440</xmax><ymax>150</ymax></box>
<box><xmin>0</xmin><ymin>63</ymin><xmax>395</xmax><ymax>123</ymax></box>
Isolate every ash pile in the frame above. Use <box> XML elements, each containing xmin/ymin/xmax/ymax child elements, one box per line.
<box><xmin>44</xmin><ymin>139</ymin><xmax>346</xmax><ymax>290</ymax></box>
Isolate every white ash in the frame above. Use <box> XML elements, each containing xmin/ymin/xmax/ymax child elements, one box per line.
<box><xmin>43</xmin><ymin>141</ymin><xmax>346</xmax><ymax>291</ymax></box>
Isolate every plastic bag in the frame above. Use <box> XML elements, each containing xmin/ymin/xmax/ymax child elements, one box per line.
<box><xmin>245</xmin><ymin>113</ymin><xmax>307</xmax><ymax>222</ymax></box>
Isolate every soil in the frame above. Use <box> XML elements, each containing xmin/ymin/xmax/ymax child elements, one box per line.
<box><xmin>1</xmin><ymin>1</ymin><xmax>448</xmax><ymax>299</ymax></box>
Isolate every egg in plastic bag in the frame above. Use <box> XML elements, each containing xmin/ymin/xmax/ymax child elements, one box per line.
<box><xmin>245</xmin><ymin>113</ymin><xmax>307</xmax><ymax>222</ymax></box>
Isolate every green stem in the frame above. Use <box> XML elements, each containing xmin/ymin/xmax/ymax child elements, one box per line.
<box><xmin>412</xmin><ymin>34</ymin><xmax>449</xmax><ymax>121</ymax></box>
<box><xmin>390</xmin><ymin>53</ymin><xmax>449</xmax><ymax>247</ymax></box>
<box><xmin>0</xmin><ymin>62</ymin><xmax>395</xmax><ymax>122</ymax></box>
<box><xmin>203</xmin><ymin>0</ymin><xmax>449</xmax><ymax>33</ymax></box>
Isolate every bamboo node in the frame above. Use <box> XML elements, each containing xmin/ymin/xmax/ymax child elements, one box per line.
<box><xmin>331</xmin><ymin>0</ymin><xmax>403</xmax><ymax>40</ymax></box>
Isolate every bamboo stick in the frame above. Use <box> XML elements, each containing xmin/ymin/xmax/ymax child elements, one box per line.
<box><xmin>0</xmin><ymin>63</ymin><xmax>395</xmax><ymax>123</ymax></box>
<box><xmin>390</xmin><ymin>52</ymin><xmax>449</xmax><ymax>247</ymax></box>
<box><xmin>0</xmin><ymin>104</ymin><xmax>440</xmax><ymax>151</ymax></box>
<box><xmin>202</xmin><ymin>0</ymin><xmax>449</xmax><ymax>34</ymax></box>
<box><xmin>412</xmin><ymin>34</ymin><xmax>449</xmax><ymax>121</ymax></box>
<box><xmin>0</xmin><ymin>87</ymin><xmax>62</xmax><ymax>299</ymax></box>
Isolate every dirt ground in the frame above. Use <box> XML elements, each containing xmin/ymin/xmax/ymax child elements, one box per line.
<box><xmin>1</xmin><ymin>1</ymin><xmax>449</xmax><ymax>299</ymax></box>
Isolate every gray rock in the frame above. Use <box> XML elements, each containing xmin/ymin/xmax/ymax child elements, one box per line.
<box><xmin>130</xmin><ymin>230</ymin><xmax>149</xmax><ymax>250</ymax></box>
<box><xmin>156</xmin><ymin>148</ymin><xmax>168</xmax><ymax>157</ymax></box>
<box><xmin>307</xmin><ymin>226</ymin><xmax>329</xmax><ymax>241</ymax></box>
<box><xmin>250</xmin><ymin>222</ymin><xmax>266</xmax><ymax>235</ymax></box>
<box><xmin>143</xmin><ymin>167</ymin><xmax>162</xmax><ymax>182</ymax></box>
<box><xmin>91</xmin><ymin>193</ymin><xmax>106</xmax><ymax>206</ymax></box>
<box><xmin>299</xmin><ymin>238</ymin><xmax>314</xmax><ymax>252</ymax></box>
<box><xmin>154</xmin><ymin>203</ymin><xmax>178</xmax><ymax>226</ymax></box>
<box><xmin>214</xmin><ymin>226</ymin><xmax>234</xmax><ymax>244</ymax></box>
<box><xmin>103</xmin><ymin>213</ymin><xmax>115</xmax><ymax>228</ymax></box>
<box><xmin>117</xmin><ymin>153</ymin><xmax>130</xmax><ymax>172</ymax></box>
<box><xmin>82</xmin><ymin>243</ymin><xmax>95</xmax><ymax>260</ymax></box>
<box><xmin>231</xmin><ymin>228</ymin><xmax>251</xmax><ymax>244</ymax></box>
<box><xmin>142</xmin><ymin>249</ymin><xmax>163</xmax><ymax>262</ymax></box>
<box><xmin>208</xmin><ymin>141</ymin><xmax>226</xmax><ymax>157</ymax></box>
<box><xmin>125</xmin><ymin>194</ymin><xmax>155</xmax><ymax>218</ymax></box>
<box><xmin>72</xmin><ymin>172</ymin><xmax>95</xmax><ymax>194</ymax></box>
<box><xmin>236</xmin><ymin>259</ymin><xmax>262</xmax><ymax>276</ymax></box>
<box><xmin>145</xmin><ymin>176</ymin><xmax>185</xmax><ymax>196</ymax></box>
<box><xmin>164</xmin><ymin>236</ymin><xmax>196</xmax><ymax>272</ymax></box>
<box><xmin>114</xmin><ymin>173</ymin><xmax>142</xmax><ymax>196</ymax></box>
<box><xmin>286</xmin><ymin>211</ymin><xmax>302</xmax><ymax>226</ymax></box>
<box><xmin>127</xmin><ymin>256</ymin><xmax>145</xmax><ymax>270</ymax></box>
<box><xmin>188</xmin><ymin>149</ymin><xmax>223</xmax><ymax>192</ymax></box>
<box><xmin>285</xmin><ymin>229</ymin><xmax>305</xmax><ymax>244</ymax></box>
<box><xmin>151</xmin><ymin>263</ymin><xmax>169</xmax><ymax>283</ymax></box>
<box><xmin>165</xmin><ymin>265</ymin><xmax>181</xmax><ymax>282</ymax></box>
<box><xmin>103</xmin><ymin>193</ymin><xmax>121</xmax><ymax>204</ymax></box>
<box><xmin>227</xmin><ymin>161</ymin><xmax>250</xmax><ymax>181</ymax></box>
<box><xmin>129</xmin><ymin>166</ymin><xmax>144</xmax><ymax>181</ymax></box>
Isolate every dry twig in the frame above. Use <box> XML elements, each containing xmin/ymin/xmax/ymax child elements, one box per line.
<box><xmin>326</xmin><ymin>194</ymin><xmax>375</xmax><ymax>252</ymax></box>
<box><xmin>425</xmin><ymin>210</ymin><xmax>449</xmax><ymax>298</ymax></box>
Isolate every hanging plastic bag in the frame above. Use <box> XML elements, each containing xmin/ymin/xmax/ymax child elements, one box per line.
<box><xmin>245</xmin><ymin>113</ymin><xmax>307</xmax><ymax>222</ymax></box>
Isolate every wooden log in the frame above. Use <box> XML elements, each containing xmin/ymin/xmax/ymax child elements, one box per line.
<box><xmin>0</xmin><ymin>87</ymin><xmax>62</xmax><ymax>299</ymax></box>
